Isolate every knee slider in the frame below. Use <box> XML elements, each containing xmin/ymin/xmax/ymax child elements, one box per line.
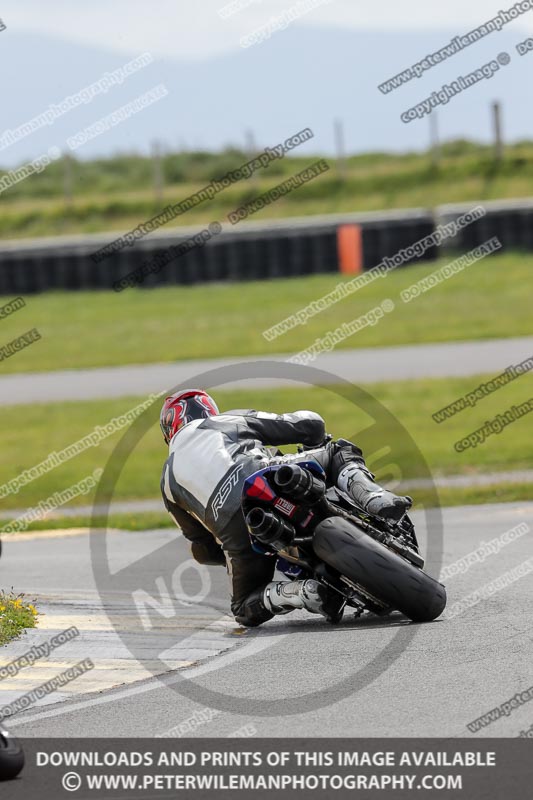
<box><xmin>235</xmin><ymin>587</ymin><xmax>273</xmax><ymax>627</ymax></box>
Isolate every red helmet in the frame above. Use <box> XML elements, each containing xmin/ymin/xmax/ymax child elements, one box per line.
<box><xmin>160</xmin><ymin>389</ymin><xmax>219</xmax><ymax>444</ymax></box>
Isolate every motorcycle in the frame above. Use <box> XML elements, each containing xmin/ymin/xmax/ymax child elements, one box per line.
<box><xmin>242</xmin><ymin>461</ymin><xmax>446</xmax><ymax>623</ymax></box>
<box><xmin>0</xmin><ymin>723</ymin><xmax>24</xmax><ymax>781</ymax></box>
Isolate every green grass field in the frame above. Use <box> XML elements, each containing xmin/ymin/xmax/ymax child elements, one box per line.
<box><xmin>0</xmin><ymin>252</ymin><xmax>531</xmax><ymax>374</ymax></box>
<box><xmin>1</xmin><ymin>373</ymin><xmax>532</xmax><ymax>532</ymax></box>
<box><xmin>2</xmin><ymin>140</ymin><xmax>533</xmax><ymax>239</ymax></box>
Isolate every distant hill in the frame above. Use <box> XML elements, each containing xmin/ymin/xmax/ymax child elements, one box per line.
<box><xmin>0</xmin><ymin>25</ymin><xmax>531</xmax><ymax>166</ymax></box>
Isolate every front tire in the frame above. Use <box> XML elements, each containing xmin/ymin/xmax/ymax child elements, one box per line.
<box><xmin>313</xmin><ymin>517</ymin><xmax>446</xmax><ymax>622</ymax></box>
<box><xmin>0</xmin><ymin>726</ymin><xmax>24</xmax><ymax>781</ymax></box>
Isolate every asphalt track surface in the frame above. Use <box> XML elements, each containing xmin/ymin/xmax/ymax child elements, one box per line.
<box><xmin>1</xmin><ymin>336</ymin><xmax>532</xmax><ymax>405</ymax></box>
<box><xmin>4</xmin><ymin>502</ymin><xmax>533</xmax><ymax>738</ymax></box>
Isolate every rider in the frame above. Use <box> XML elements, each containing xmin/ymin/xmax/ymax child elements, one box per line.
<box><xmin>160</xmin><ymin>390</ymin><xmax>411</xmax><ymax>627</ymax></box>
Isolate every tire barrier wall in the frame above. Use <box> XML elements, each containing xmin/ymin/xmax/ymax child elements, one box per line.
<box><xmin>0</xmin><ymin>200</ymin><xmax>527</xmax><ymax>294</ymax></box>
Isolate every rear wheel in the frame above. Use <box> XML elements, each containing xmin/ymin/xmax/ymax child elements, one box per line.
<box><xmin>0</xmin><ymin>726</ymin><xmax>24</xmax><ymax>781</ymax></box>
<box><xmin>313</xmin><ymin>517</ymin><xmax>446</xmax><ymax>622</ymax></box>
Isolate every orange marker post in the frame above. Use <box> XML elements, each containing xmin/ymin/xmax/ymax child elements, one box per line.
<box><xmin>337</xmin><ymin>224</ymin><xmax>363</xmax><ymax>275</ymax></box>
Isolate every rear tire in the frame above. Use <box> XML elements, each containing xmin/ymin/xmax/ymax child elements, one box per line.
<box><xmin>0</xmin><ymin>727</ymin><xmax>24</xmax><ymax>781</ymax></box>
<box><xmin>313</xmin><ymin>517</ymin><xmax>446</xmax><ymax>623</ymax></box>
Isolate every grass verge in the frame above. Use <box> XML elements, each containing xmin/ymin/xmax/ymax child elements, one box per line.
<box><xmin>0</xmin><ymin>252</ymin><xmax>531</xmax><ymax>374</ymax></box>
<box><xmin>0</xmin><ymin>375</ymin><xmax>531</xmax><ymax>527</ymax></box>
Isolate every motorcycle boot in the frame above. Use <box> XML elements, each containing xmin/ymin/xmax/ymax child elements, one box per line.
<box><xmin>337</xmin><ymin>462</ymin><xmax>412</xmax><ymax>522</ymax></box>
<box><xmin>263</xmin><ymin>580</ymin><xmax>345</xmax><ymax>623</ymax></box>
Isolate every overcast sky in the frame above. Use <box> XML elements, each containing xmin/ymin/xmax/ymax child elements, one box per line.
<box><xmin>6</xmin><ymin>0</ymin><xmax>533</xmax><ymax>60</ymax></box>
<box><xmin>1</xmin><ymin>1</ymin><xmax>532</xmax><ymax>163</ymax></box>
